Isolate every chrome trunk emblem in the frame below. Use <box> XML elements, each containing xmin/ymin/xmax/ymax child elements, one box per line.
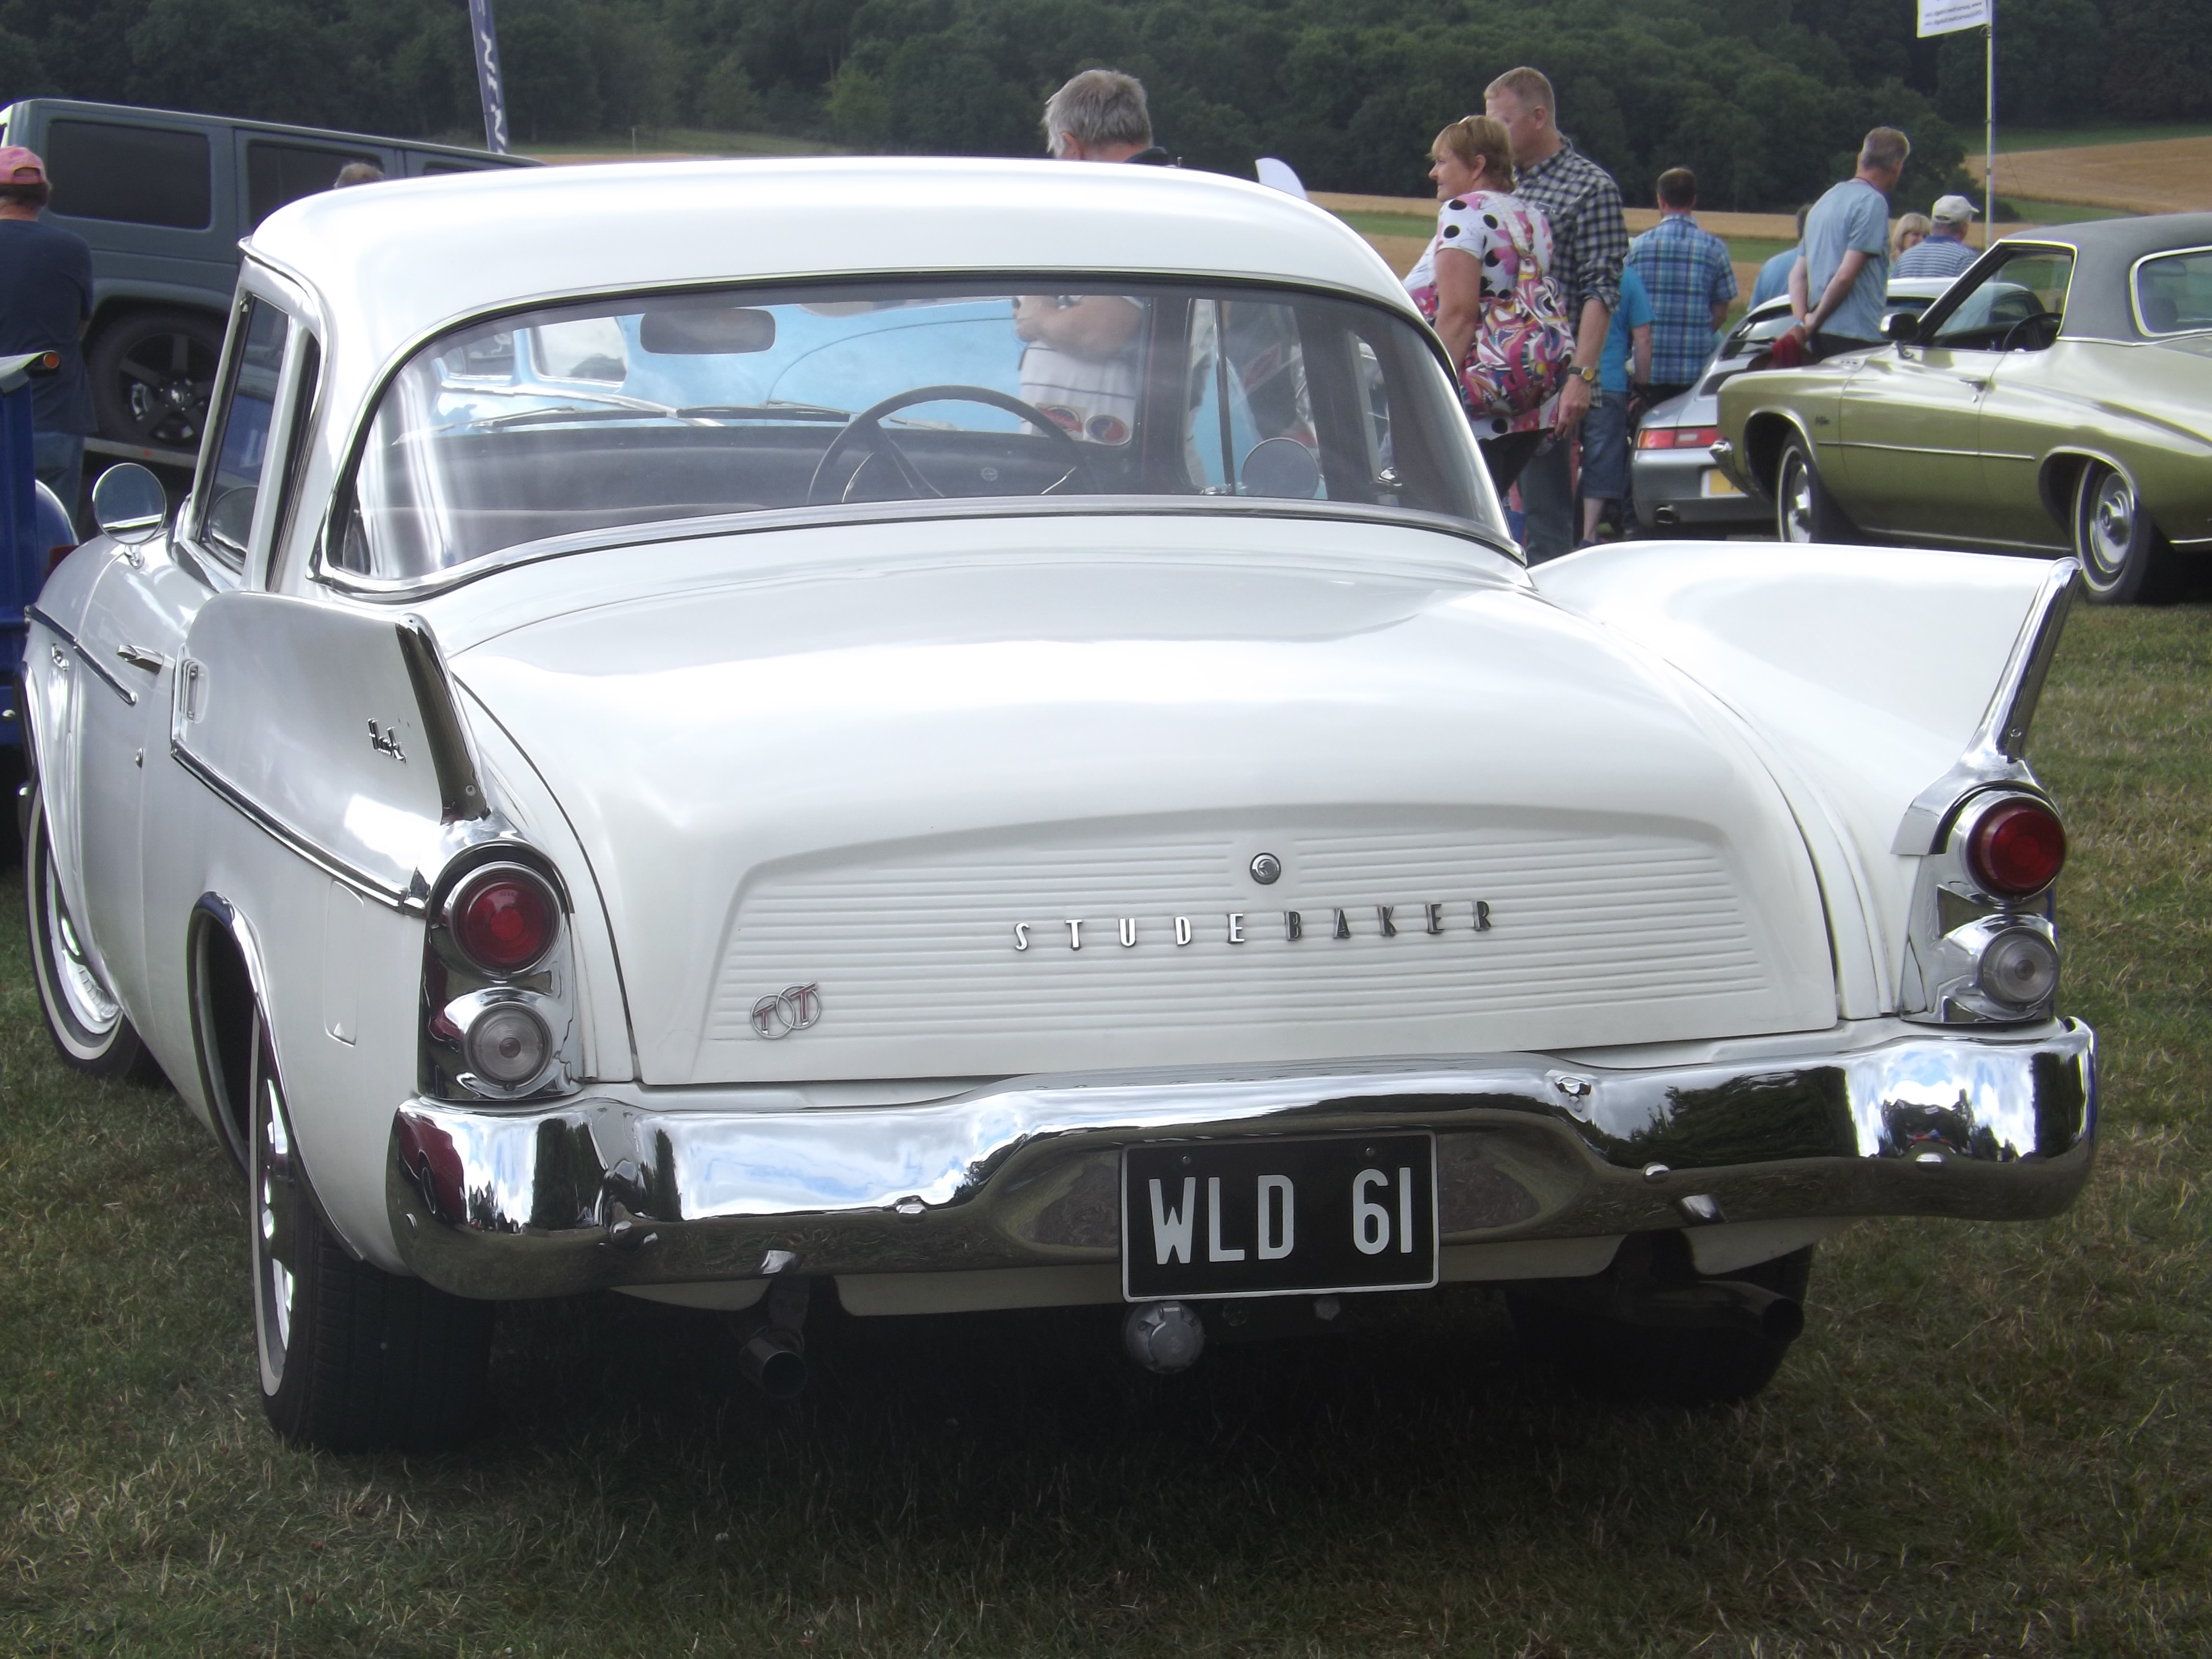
<box><xmin>751</xmin><ymin>983</ymin><xmax>822</xmax><ymax>1038</ymax></box>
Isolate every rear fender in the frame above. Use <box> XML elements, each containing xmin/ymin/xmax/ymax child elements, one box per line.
<box><xmin>1533</xmin><ymin>545</ymin><xmax>2076</xmax><ymax>1017</ymax></box>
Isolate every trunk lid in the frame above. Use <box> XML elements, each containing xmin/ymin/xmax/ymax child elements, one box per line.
<box><xmin>447</xmin><ymin>521</ymin><xmax>1835</xmax><ymax>1083</ymax></box>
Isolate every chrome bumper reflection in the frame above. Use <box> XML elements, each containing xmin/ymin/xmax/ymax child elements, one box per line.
<box><xmin>388</xmin><ymin>1020</ymin><xmax>2095</xmax><ymax>1300</ymax></box>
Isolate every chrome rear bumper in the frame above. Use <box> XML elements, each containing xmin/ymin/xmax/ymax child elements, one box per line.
<box><xmin>387</xmin><ymin>1019</ymin><xmax>2095</xmax><ymax>1301</ymax></box>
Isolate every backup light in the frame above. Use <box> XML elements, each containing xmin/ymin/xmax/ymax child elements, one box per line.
<box><xmin>462</xmin><ymin>1002</ymin><xmax>552</xmax><ymax>1087</ymax></box>
<box><xmin>1967</xmin><ymin>798</ymin><xmax>2067</xmax><ymax>898</ymax></box>
<box><xmin>1979</xmin><ymin>926</ymin><xmax>2060</xmax><ymax>1009</ymax></box>
<box><xmin>447</xmin><ymin>865</ymin><xmax>559</xmax><ymax>974</ymax></box>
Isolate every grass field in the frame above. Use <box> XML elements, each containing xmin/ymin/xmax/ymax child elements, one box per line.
<box><xmin>5</xmin><ymin>596</ymin><xmax>2211</xmax><ymax>1655</ymax></box>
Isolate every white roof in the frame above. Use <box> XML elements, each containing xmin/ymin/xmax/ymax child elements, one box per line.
<box><xmin>247</xmin><ymin>156</ymin><xmax>1416</xmax><ymax>381</ymax></box>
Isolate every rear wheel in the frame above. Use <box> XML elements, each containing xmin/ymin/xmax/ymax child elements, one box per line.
<box><xmin>23</xmin><ymin>788</ymin><xmax>165</xmax><ymax>1084</ymax></box>
<box><xmin>88</xmin><ymin>309</ymin><xmax>225</xmax><ymax>453</ymax></box>
<box><xmin>250</xmin><ymin>1015</ymin><xmax>492</xmax><ymax>1451</ymax></box>
<box><xmin>1508</xmin><ymin>1241</ymin><xmax>1814</xmax><ymax>1407</ymax></box>
<box><xmin>2073</xmin><ymin>462</ymin><xmax>2178</xmax><ymax>606</ymax></box>
<box><xmin>1774</xmin><ymin>433</ymin><xmax>1853</xmax><ymax>544</ymax></box>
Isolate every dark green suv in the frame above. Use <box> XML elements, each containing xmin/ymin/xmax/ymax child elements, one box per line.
<box><xmin>0</xmin><ymin>98</ymin><xmax>532</xmax><ymax>467</ymax></box>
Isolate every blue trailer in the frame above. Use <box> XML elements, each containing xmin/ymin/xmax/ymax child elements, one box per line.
<box><xmin>1</xmin><ymin>350</ymin><xmax>83</xmax><ymax>780</ymax></box>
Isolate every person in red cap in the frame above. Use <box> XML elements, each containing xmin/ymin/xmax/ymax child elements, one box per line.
<box><xmin>0</xmin><ymin>146</ymin><xmax>96</xmax><ymax>531</ymax></box>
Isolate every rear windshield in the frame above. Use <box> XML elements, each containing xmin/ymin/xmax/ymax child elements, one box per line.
<box><xmin>2136</xmin><ymin>249</ymin><xmax>2212</xmax><ymax>336</ymax></box>
<box><xmin>331</xmin><ymin>280</ymin><xmax>1504</xmax><ymax>582</ymax></box>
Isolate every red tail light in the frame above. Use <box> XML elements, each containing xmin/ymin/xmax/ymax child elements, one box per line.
<box><xmin>446</xmin><ymin>866</ymin><xmax>559</xmax><ymax>973</ymax></box>
<box><xmin>1634</xmin><ymin>426</ymin><xmax>1721</xmax><ymax>450</ymax></box>
<box><xmin>1966</xmin><ymin>798</ymin><xmax>2066</xmax><ymax>898</ymax></box>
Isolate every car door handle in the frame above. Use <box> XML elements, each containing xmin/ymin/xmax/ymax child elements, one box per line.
<box><xmin>116</xmin><ymin>644</ymin><xmax>166</xmax><ymax>673</ymax></box>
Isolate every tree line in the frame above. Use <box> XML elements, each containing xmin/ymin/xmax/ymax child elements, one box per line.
<box><xmin>2</xmin><ymin>0</ymin><xmax>2202</xmax><ymax>212</ymax></box>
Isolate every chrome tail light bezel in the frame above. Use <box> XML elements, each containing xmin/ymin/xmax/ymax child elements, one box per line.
<box><xmin>421</xmin><ymin>847</ymin><xmax>583</xmax><ymax>1102</ymax></box>
<box><xmin>1899</xmin><ymin>787</ymin><xmax>2065</xmax><ymax>1026</ymax></box>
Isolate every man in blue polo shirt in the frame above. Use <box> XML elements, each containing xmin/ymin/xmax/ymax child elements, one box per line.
<box><xmin>1786</xmin><ymin>127</ymin><xmax>1909</xmax><ymax>360</ymax></box>
<box><xmin>1578</xmin><ymin>263</ymin><xmax>1652</xmax><ymax>547</ymax></box>
<box><xmin>1751</xmin><ymin>205</ymin><xmax>1812</xmax><ymax>306</ymax></box>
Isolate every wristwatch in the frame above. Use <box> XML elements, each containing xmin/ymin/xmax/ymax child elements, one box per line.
<box><xmin>1571</xmin><ymin>364</ymin><xmax>1599</xmax><ymax>385</ymax></box>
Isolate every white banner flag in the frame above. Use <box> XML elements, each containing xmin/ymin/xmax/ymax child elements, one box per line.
<box><xmin>1918</xmin><ymin>0</ymin><xmax>1990</xmax><ymax>36</ymax></box>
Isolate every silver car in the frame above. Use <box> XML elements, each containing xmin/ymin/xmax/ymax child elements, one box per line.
<box><xmin>1632</xmin><ymin>280</ymin><xmax>1955</xmax><ymax>535</ymax></box>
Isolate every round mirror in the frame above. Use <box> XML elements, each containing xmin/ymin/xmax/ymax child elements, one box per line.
<box><xmin>1240</xmin><ymin>437</ymin><xmax>1321</xmax><ymax>500</ymax></box>
<box><xmin>90</xmin><ymin>463</ymin><xmax>170</xmax><ymax>546</ymax></box>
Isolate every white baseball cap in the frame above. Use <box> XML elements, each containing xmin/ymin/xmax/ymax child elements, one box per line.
<box><xmin>1931</xmin><ymin>193</ymin><xmax>1980</xmax><ymax>224</ymax></box>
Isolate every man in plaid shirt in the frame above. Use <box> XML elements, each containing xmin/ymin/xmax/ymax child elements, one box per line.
<box><xmin>1625</xmin><ymin>168</ymin><xmax>1737</xmax><ymax>405</ymax></box>
<box><xmin>1485</xmin><ymin>66</ymin><xmax>1628</xmax><ymax>562</ymax></box>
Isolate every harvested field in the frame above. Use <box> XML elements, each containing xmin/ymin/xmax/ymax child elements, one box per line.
<box><xmin>1969</xmin><ymin>136</ymin><xmax>2212</xmax><ymax>215</ymax></box>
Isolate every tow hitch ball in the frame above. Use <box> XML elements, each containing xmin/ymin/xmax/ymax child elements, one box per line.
<box><xmin>1123</xmin><ymin>1300</ymin><xmax>1206</xmax><ymax>1374</ymax></box>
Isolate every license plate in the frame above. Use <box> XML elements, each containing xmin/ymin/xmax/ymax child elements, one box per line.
<box><xmin>1121</xmin><ymin>1132</ymin><xmax>1437</xmax><ymax>1300</ymax></box>
<box><xmin>1701</xmin><ymin>468</ymin><xmax>1741</xmax><ymax>496</ymax></box>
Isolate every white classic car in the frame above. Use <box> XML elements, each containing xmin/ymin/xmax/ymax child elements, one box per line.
<box><xmin>28</xmin><ymin>158</ymin><xmax>2094</xmax><ymax>1450</ymax></box>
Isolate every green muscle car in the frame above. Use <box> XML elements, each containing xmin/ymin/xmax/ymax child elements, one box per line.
<box><xmin>1715</xmin><ymin>213</ymin><xmax>2212</xmax><ymax>604</ymax></box>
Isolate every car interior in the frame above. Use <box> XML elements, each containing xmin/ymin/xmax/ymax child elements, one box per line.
<box><xmin>328</xmin><ymin>283</ymin><xmax>1493</xmax><ymax>582</ymax></box>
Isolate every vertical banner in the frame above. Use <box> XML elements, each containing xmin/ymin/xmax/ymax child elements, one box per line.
<box><xmin>1918</xmin><ymin>0</ymin><xmax>1995</xmax><ymax>238</ymax></box>
<box><xmin>467</xmin><ymin>0</ymin><xmax>511</xmax><ymax>154</ymax></box>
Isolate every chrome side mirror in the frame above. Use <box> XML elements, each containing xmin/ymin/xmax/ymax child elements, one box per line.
<box><xmin>90</xmin><ymin>463</ymin><xmax>170</xmax><ymax>545</ymax></box>
<box><xmin>1881</xmin><ymin>309</ymin><xmax>1922</xmax><ymax>345</ymax></box>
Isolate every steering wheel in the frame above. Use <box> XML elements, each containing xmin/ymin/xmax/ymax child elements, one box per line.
<box><xmin>806</xmin><ymin>384</ymin><xmax>1098</xmax><ymax>506</ymax></box>
<box><xmin>1998</xmin><ymin>310</ymin><xmax>2061</xmax><ymax>353</ymax></box>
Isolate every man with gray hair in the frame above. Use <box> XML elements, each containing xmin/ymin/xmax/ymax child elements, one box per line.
<box><xmin>1042</xmin><ymin>68</ymin><xmax>1173</xmax><ymax>165</ymax></box>
<box><xmin>1893</xmin><ymin>193</ymin><xmax>1981</xmax><ymax>279</ymax></box>
<box><xmin>1016</xmin><ymin>70</ymin><xmax>1174</xmax><ymax>448</ymax></box>
<box><xmin>1787</xmin><ymin>127</ymin><xmax>1910</xmax><ymax>360</ymax></box>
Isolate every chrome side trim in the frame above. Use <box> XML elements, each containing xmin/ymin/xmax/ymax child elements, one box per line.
<box><xmin>27</xmin><ymin>603</ymin><xmax>139</xmax><ymax>708</ymax></box>
<box><xmin>1892</xmin><ymin>558</ymin><xmax>2079</xmax><ymax>854</ymax></box>
<box><xmin>169</xmin><ymin>740</ymin><xmax>424</xmax><ymax>914</ymax></box>
<box><xmin>388</xmin><ymin>1022</ymin><xmax>2094</xmax><ymax>1301</ymax></box>
<box><xmin>395</xmin><ymin>616</ymin><xmax>489</xmax><ymax>822</ymax></box>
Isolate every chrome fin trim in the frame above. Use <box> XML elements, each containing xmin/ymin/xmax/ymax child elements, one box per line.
<box><xmin>396</xmin><ymin>616</ymin><xmax>490</xmax><ymax>823</ymax></box>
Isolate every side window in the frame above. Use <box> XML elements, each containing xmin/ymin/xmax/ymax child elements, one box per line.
<box><xmin>246</xmin><ymin>141</ymin><xmax>381</xmax><ymax>228</ymax></box>
<box><xmin>269</xmin><ymin>334</ymin><xmax>323</xmax><ymax>571</ymax></box>
<box><xmin>1929</xmin><ymin>249</ymin><xmax>2074</xmax><ymax>352</ymax></box>
<box><xmin>44</xmin><ymin>120</ymin><xmax>213</xmax><ymax>229</ymax></box>
<box><xmin>2135</xmin><ymin>249</ymin><xmax>2212</xmax><ymax>336</ymax></box>
<box><xmin>199</xmin><ymin>298</ymin><xmax>290</xmax><ymax>564</ymax></box>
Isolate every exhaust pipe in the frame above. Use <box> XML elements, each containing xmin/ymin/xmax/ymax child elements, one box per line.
<box><xmin>739</xmin><ymin>1326</ymin><xmax>808</xmax><ymax>1400</ymax></box>
<box><xmin>1653</xmin><ymin>505</ymin><xmax>1680</xmax><ymax>526</ymax></box>
<box><xmin>1124</xmin><ymin>1301</ymin><xmax>1206</xmax><ymax>1373</ymax></box>
<box><xmin>739</xmin><ymin>1271</ymin><xmax>812</xmax><ymax>1399</ymax></box>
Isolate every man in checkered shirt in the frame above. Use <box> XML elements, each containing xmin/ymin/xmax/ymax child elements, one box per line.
<box><xmin>1625</xmin><ymin>167</ymin><xmax>1738</xmax><ymax>406</ymax></box>
<box><xmin>1484</xmin><ymin>66</ymin><xmax>1628</xmax><ymax>562</ymax></box>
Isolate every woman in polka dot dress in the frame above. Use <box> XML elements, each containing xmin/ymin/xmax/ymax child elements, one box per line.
<box><xmin>1403</xmin><ymin>115</ymin><xmax>1576</xmax><ymax>492</ymax></box>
